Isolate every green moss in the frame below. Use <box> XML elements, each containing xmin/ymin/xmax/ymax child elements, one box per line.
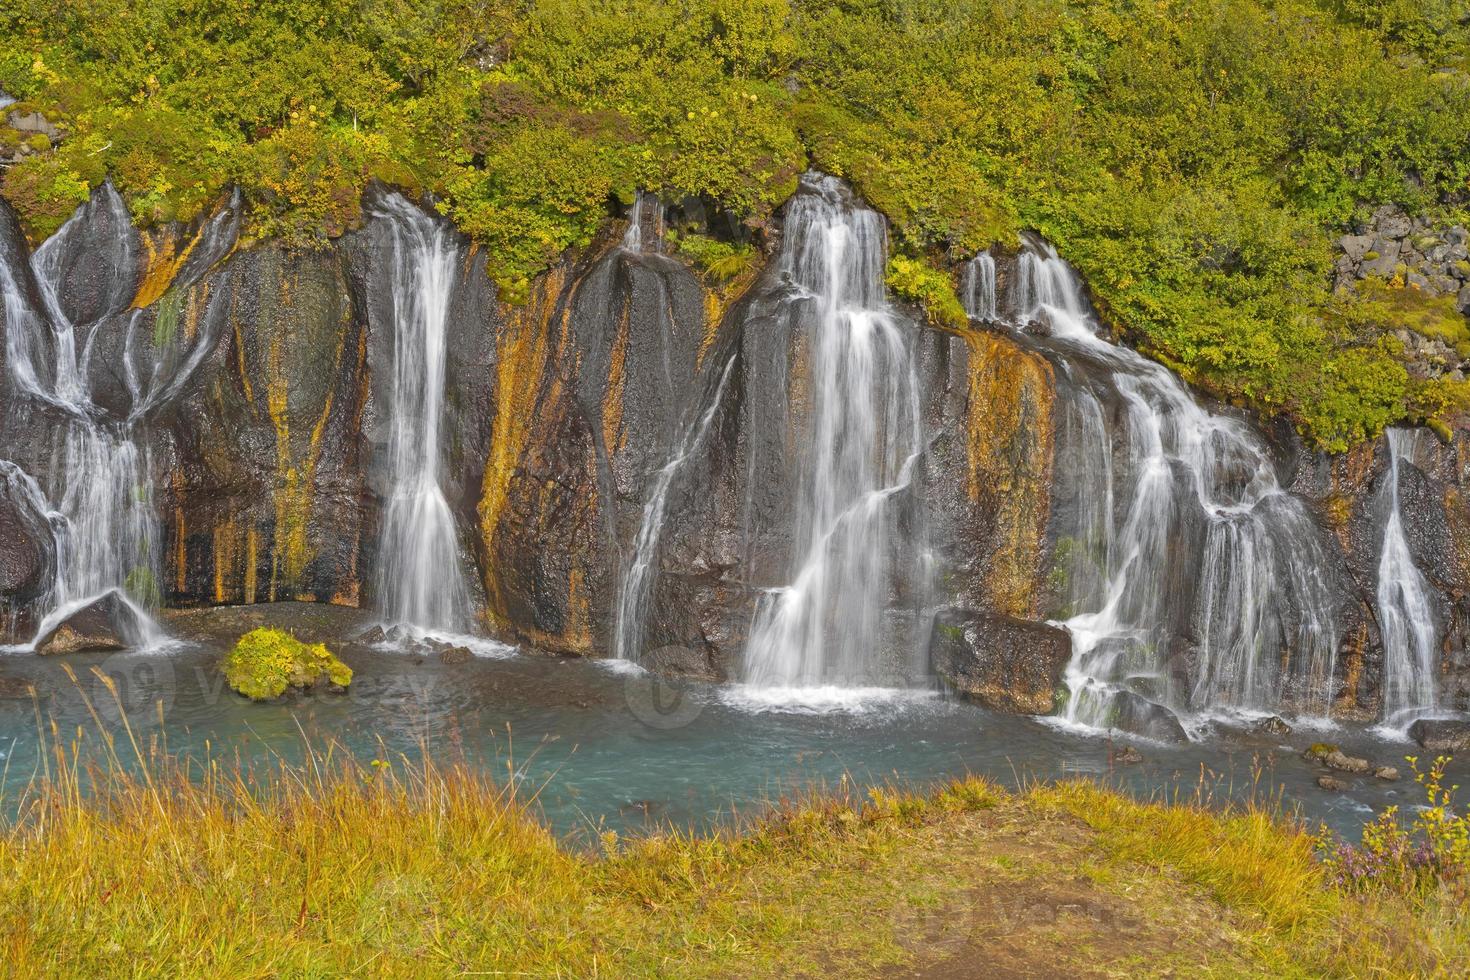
<box><xmin>222</xmin><ymin>627</ymin><xmax>352</xmax><ymax>702</ymax></box>
<box><xmin>1304</xmin><ymin>743</ymin><xmax>1340</xmax><ymax>762</ymax></box>
<box><xmin>885</xmin><ymin>255</ymin><xmax>967</xmax><ymax>330</ymax></box>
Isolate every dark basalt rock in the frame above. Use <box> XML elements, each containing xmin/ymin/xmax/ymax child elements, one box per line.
<box><xmin>642</xmin><ymin>644</ymin><xmax>724</xmax><ymax>683</ymax></box>
<box><xmin>0</xmin><ymin>478</ymin><xmax>49</xmax><ymax>607</ymax></box>
<box><xmin>35</xmin><ymin>591</ymin><xmax>147</xmax><ymax>655</ymax></box>
<box><xmin>929</xmin><ymin>607</ymin><xmax>1071</xmax><ymax>715</ymax></box>
<box><xmin>1103</xmin><ymin>690</ymin><xmax>1190</xmax><ymax>744</ymax></box>
<box><xmin>1409</xmin><ymin>718</ymin><xmax>1470</xmax><ymax>753</ymax></box>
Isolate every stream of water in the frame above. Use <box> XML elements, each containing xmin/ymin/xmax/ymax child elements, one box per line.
<box><xmin>741</xmin><ymin>176</ymin><xmax>928</xmax><ymax>695</ymax></box>
<box><xmin>370</xmin><ymin>193</ymin><xmax>471</xmax><ymax>635</ymax></box>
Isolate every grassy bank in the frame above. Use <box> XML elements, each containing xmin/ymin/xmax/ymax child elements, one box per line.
<box><xmin>1</xmin><ymin>705</ymin><xmax>1467</xmax><ymax>975</ymax></box>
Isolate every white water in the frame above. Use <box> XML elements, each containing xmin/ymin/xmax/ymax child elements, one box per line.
<box><xmin>964</xmin><ymin>245</ymin><xmax>1342</xmax><ymax>729</ymax></box>
<box><xmin>622</xmin><ymin>191</ymin><xmax>664</xmax><ymax>253</ymax></box>
<box><xmin>1374</xmin><ymin>429</ymin><xmax>1441</xmax><ymax>731</ymax></box>
<box><xmin>0</xmin><ymin>184</ymin><xmax>164</xmax><ymax>649</ymax></box>
<box><xmin>371</xmin><ymin>193</ymin><xmax>470</xmax><ymax>634</ymax></box>
<box><xmin>613</xmin><ymin>358</ymin><xmax>736</xmax><ymax>663</ymax></box>
<box><xmin>741</xmin><ymin>175</ymin><xmax>926</xmax><ymax>690</ymax></box>
<box><xmin>960</xmin><ymin>250</ymin><xmax>997</xmax><ymax>321</ymax></box>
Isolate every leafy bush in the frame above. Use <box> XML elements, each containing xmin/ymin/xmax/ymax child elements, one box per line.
<box><xmin>1315</xmin><ymin>755</ymin><xmax>1470</xmax><ymax>896</ymax></box>
<box><xmin>885</xmin><ymin>254</ymin><xmax>966</xmax><ymax>329</ymax></box>
<box><xmin>2</xmin><ymin>0</ymin><xmax>1468</xmax><ymax>444</ymax></box>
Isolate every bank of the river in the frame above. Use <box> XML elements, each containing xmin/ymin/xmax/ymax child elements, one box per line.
<box><xmin>0</xmin><ymin>744</ymin><xmax>1465</xmax><ymax>977</ymax></box>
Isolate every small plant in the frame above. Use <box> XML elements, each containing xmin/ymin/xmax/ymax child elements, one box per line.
<box><xmin>1314</xmin><ymin>755</ymin><xmax>1470</xmax><ymax>896</ymax></box>
<box><xmin>885</xmin><ymin>254</ymin><xmax>966</xmax><ymax>329</ymax></box>
<box><xmin>222</xmin><ymin>627</ymin><xmax>353</xmax><ymax>701</ymax></box>
<box><xmin>672</xmin><ymin>231</ymin><xmax>758</xmax><ymax>283</ymax></box>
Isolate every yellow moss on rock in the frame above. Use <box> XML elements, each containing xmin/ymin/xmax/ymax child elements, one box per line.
<box><xmin>222</xmin><ymin>627</ymin><xmax>352</xmax><ymax>702</ymax></box>
<box><xmin>961</xmin><ymin>330</ymin><xmax>1056</xmax><ymax>618</ymax></box>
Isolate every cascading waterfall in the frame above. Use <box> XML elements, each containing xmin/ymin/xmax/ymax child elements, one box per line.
<box><xmin>960</xmin><ymin>250</ymin><xmax>996</xmax><ymax>322</ymax></box>
<box><xmin>963</xmin><ymin>245</ymin><xmax>1342</xmax><ymax>728</ymax></box>
<box><xmin>622</xmin><ymin>191</ymin><xmax>664</xmax><ymax>253</ymax></box>
<box><xmin>741</xmin><ymin>175</ymin><xmax>926</xmax><ymax>692</ymax></box>
<box><xmin>1375</xmin><ymin>428</ymin><xmax>1441</xmax><ymax>730</ymax></box>
<box><xmin>613</xmin><ymin>358</ymin><xmax>736</xmax><ymax>663</ymax></box>
<box><xmin>371</xmin><ymin>193</ymin><xmax>470</xmax><ymax>633</ymax></box>
<box><xmin>0</xmin><ymin>184</ymin><xmax>164</xmax><ymax>649</ymax></box>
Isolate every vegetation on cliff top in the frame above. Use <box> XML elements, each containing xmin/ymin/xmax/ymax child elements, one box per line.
<box><xmin>2</xmin><ymin>0</ymin><xmax>1468</xmax><ymax>447</ymax></box>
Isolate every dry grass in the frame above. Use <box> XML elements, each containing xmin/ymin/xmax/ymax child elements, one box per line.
<box><xmin>0</xmin><ymin>669</ymin><xmax>1466</xmax><ymax>977</ymax></box>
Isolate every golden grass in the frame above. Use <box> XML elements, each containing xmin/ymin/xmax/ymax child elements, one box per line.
<box><xmin>1</xmin><ymin>670</ymin><xmax>1466</xmax><ymax>977</ymax></box>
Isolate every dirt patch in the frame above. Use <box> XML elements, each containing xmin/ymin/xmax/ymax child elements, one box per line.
<box><xmin>872</xmin><ymin>807</ymin><xmax>1255</xmax><ymax>978</ymax></box>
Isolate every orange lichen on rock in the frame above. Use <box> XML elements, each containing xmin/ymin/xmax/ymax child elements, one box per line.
<box><xmin>962</xmin><ymin>330</ymin><xmax>1056</xmax><ymax>618</ymax></box>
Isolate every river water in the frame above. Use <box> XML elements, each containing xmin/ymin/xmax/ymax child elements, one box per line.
<box><xmin>0</xmin><ymin>604</ymin><xmax>1448</xmax><ymax>843</ymax></box>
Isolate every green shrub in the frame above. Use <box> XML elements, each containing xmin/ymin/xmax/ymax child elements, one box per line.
<box><xmin>886</xmin><ymin>254</ymin><xmax>967</xmax><ymax>329</ymax></box>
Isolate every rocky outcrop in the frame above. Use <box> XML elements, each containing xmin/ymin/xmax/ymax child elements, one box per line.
<box><xmin>35</xmin><ymin>591</ymin><xmax>148</xmax><ymax>655</ymax></box>
<box><xmin>3</xmin><ymin>176</ymin><xmax>1469</xmax><ymax>732</ymax></box>
<box><xmin>929</xmin><ymin>608</ymin><xmax>1070</xmax><ymax>714</ymax></box>
<box><xmin>1336</xmin><ymin>206</ymin><xmax>1470</xmax><ymax>313</ymax></box>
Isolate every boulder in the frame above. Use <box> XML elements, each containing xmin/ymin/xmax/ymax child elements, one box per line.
<box><xmin>1255</xmin><ymin>716</ymin><xmax>1292</xmax><ymax>737</ymax></box>
<box><xmin>1374</xmin><ymin>766</ymin><xmax>1400</xmax><ymax>782</ymax></box>
<box><xmin>1322</xmin><ymin>750</ymin><xmax>1372</xmax><ymax>774</ymax></box>
<box><xmin>1317</xmin><ymin>775</ymin><xmax>1348</xmax><ymax>792</ymax></box>
<box><xmin>928</xmin><ymin>608</ymin><xmax>1071</xmax><ymax>714</ymax></box>
<box><xmin>7</xmin><ymin>111</ymin><xmax>60</xmax><ymax>140</ymax></box>
<box><xmin>438</xmin><ymin>644</ymin><xmax>472</xmax><ymax>665</ymax></box>
<box><xmin>643</xmin><ymin>644</ymin><xmax>724</xmax><ymax>683</ymax></box>
<box><xmin>1408</xmin><ymin>718</ymin><xmax>1470</xmax><ymax>753</ymax></box>
<box><xmin>221</xmin><ymin>627</ymin><xmax>352</xmax><ymax>701</ymax></box>
<box><xmin>1104</xmin><ymin>690</ymin><xmax>1190</xmax><ymax>744</ymax></box>
<box><xmin>1340</xmin><ymin>234</ymin><xmax>1374</xmax><ymax>262</ymax></box>
<box><xmin>0</xmin><ymin>494</ymin><xmax>46</xmax><ymax>600</ymax></box>
<box><xmin>1113</xmin><ymin>745</ymin><xmax>1143</xmax><ymax>764</ymax></box>
<box><xmin>35</xmin><ymin>591</ymin><xmax>147</xmax><ymax>655</ymax></box>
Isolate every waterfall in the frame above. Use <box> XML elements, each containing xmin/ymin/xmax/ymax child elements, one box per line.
<box><xmin>966</xmin><ymin>244</ymin><xmax>1342</xmax><ymax>728</ymax></box>
<box><xmin>741</xmin><ymin>175</ymin><xmax>926</xmax><ymax>692</ymax></box>
<box><xmin>1375</xmin><ymin>429</ymin><xmax>1440</xmax><ymax>729</ymax></box>
<box><xmin>0</xmin><ymin>184</ymin><xmax>168</xmax><ymax>649</ymax></box>
<box><xmin>371</xmin><ymin>193</ymin><xmax>469</xmax><ymax>633</ymax></box>
<box><xmin>622</xmin><ymin>191</ymin><xmax>663</xmax><ymax>253</ymax></box>
<box><xmin>613</xmin><ymin>358</ymin><xmax>736</xmax><ymax>663</ymax></box>
<box><xmin>960</xmin><ymin>251</ymin><xmax>996</xmax><ymax>321</ymax></box>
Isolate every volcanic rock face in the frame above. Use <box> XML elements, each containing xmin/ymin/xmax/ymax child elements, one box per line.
<box><xmin>2</xmin><ymin>178</ymin><xmax>1469</xmax><ymax>729</ymax></box>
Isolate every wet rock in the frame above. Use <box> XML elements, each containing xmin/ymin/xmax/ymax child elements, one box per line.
<box><xmin>35</xmin><ymin>591</ymin><xmax>148</xmax><ymax>655</ymax></box>
<box><xmin>1317</xmin><ymin>775</ymin><xmax>1348</xmax><ymax>792</ymax></box>
<box><xmin>357</xmin><ymin>626</ymin><xmax>388</xmax><ymax>644</ymax></box>
<box><xmin>928</xmin><ymin>608</ymin><xmax>1071</xmax><ymax>714</ymax></box>
<box><xmin>438</xmin><ymin>644</ymin><xmax>472</xmax><ymax>665</ymax></box>
<box><xmin>1374</xmin><ymin>766</ymin><xmax>1400</xmax><ymax>781</ymax></box>
<box><xmin>643</xmin><ymin>644</ymin><xmax>723</xmax><ymax>683</ymax></box>
<box><xmin>1105</xmin><ymin>691</ymin><xmax>1189</xmax><ymax>744</ymax></box>
<box><xmin>1113</xmin><ymin>745</ymin><xmax>1143</xmax><ymax>765</ymax></box>
<box><xmin>1255</xmin><ymin>716</ymin><xmax>1292</xmax><ymax>737</ymax></box>
<box><xmin>1302</xmin><ymin>742</ymin><xmax>1339</xmax><ymax>763</ymax></box>
<box><xmin>1320</xmin><ymin>749</ymin><xmax>1371</xmax><ymax>774</ymax></box>
<box><xmin>7</xmin><ymin>111</ymin><xmax>60</xmax><ymax>141</ymax></box>
<box><xmin>0</xmin><ymin>488</ymin><xmax>47</xmax><ymax>601</ymax></box>
<box><xmin>1408</xmin><ymin>718</ymin><xmax>1470</xmax><ymax>753</ymax></box>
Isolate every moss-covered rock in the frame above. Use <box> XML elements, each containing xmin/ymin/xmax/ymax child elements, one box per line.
<box><xmin>222</xmin><ymin>627</ymin><xmax>352</xmax><ymax>701</ymax></box>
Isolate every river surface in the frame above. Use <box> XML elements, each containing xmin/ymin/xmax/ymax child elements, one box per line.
<box><xmin>0</xmin><ymin>604</ymin><xmax>1455</xmax><ymax>844</ymax></box>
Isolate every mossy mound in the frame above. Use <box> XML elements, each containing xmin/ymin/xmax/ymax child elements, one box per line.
<box><xmin>222</xmin><ymin>627</ymin><xmax>353</xmax><ymax>702</ymax></box>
